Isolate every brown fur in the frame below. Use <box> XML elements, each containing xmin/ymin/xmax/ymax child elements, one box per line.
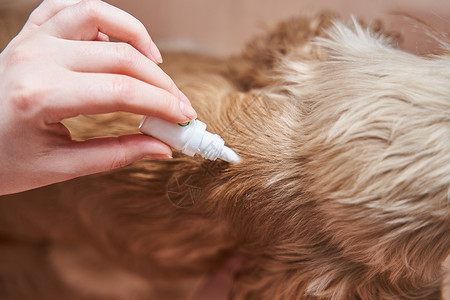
<box><xmin>0</xmin><ymin>14</ymin><xmax>449</xmax><ymax>299</ymax></box>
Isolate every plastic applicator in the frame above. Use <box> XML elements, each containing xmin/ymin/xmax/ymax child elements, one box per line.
<box><xmin>139</xmin><ymin>117</ymin><xmax>241</xmax><ymax>163</ymax></box>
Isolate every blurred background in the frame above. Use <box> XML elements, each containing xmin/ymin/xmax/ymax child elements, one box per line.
<box><xmin>1</xmin><ymin>0</ymin><xmax>449</xmax><ymax>55</ymax></box>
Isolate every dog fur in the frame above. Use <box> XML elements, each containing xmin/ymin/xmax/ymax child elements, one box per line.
<box><xmin>0</xmin><ymin>14</ymin><xmax>449</xmax><ymax>300</ymax></box>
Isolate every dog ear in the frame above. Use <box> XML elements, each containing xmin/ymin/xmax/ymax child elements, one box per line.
<box><xmin>227</xmin><ymin>14</ymin><xmax>400</xmax><ymax>92</ymax></box>
<box><xmin>227</xmin><ymin>13</ymin><xmax>337</xmax><ymax>91</ymax></box>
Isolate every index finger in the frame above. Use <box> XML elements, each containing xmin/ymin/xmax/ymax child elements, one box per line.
<box><xmin>44</xmin><ymin>72</ymin><xmax>195</xmax><ymax>124</ymax></box>
<box><xmin>42</xmin><ymin>0</ymin><xmax>162</xmax><ymax>63</ymax></box>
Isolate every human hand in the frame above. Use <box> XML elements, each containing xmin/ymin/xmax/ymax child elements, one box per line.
<box><xmin>0</xmin><ymin>0</ymin><xmax>197</xmax><ymax>195</ymax></box>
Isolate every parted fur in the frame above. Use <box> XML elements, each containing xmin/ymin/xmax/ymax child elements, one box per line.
<box><xmin>0</xmin><ymin>14</ymin><xmax>449</xmax><ymax>300</ymax></box>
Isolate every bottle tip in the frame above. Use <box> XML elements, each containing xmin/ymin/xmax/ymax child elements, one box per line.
<box><xmin>219</xmin><ymin>146</ymin><xmax>241</xmax><ymax>163</ymax></box>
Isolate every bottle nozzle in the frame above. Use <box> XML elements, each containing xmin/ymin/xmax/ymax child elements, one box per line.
<box><xmin>219</xmin><ymin>146</ymin><xmax>241</xmax><ymax>163</ymax></box>
<box><xmin>139</xmin><ymin>117</ymin><xmax>241</xmax><ymax>163</ymax></box>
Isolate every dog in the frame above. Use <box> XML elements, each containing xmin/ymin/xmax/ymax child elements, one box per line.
<box><xmin>0</xmin><ymin>13</ymin><xmax>449</xmax><ymax>300</ymax></box>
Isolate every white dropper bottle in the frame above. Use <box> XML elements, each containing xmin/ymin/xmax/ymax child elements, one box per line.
<box><xmin>139</xmin><ymin>117</ymin><xmax>241</xmax><ymax>163</ymax></box>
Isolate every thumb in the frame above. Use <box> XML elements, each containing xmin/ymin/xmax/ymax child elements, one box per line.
<box><xmin>59</xmin><ymin>134</ymin><xmax>172</xmax><ymax>177</ymax></box>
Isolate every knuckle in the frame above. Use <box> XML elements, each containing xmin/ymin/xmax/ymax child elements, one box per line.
<box><xmin>113</xmin><ymin>43</ymin><xmax>135</xmax><ymax>68</ymax></box>
<box><xmin>5</xmin><ymin>35</ymin><xmax>54</xmax><ymax>68</ymax></box>
<box><xmin>163</xmin><ymin>75</ymin><xmax>178</xmax><ymax>94</ymax></box>
<box><xmin>10</xmin><ymin>80</ymin><xmax>46</xmax><ymax>115</ymax></box>
<box><xmin>109</xmin><ymin>154</ymin><xmax>127</xmax><ymax>170</ymax></box>
<box><xmin>112</xmin><ymin>76</ymin><xmax>135</xmax><ymax>106</ymax></box>
<box><xmin>79</xmin><ymin>0</ymin><xmax>102</xmax><ymax>20</ymax></box>
<box><xmin>11</xmin><ymin>90</ymin><xmax>33</xmax><ymax>113</ymax></box>
<box><xmin>159</xmin><ymin>91</ymin><xmax>179</xmax><ymax>114</ymax></box>
<box><xmin>109</xmin><ymin>138</ymin><xmax>130</xmax><ymax>170</ymax></box>
<box><xmin>6</xmin><ymin>45</ymin><xmax>33</xmax><ymax>67</ymax></box>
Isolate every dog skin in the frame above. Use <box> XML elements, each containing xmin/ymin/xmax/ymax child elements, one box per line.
<box><xmin>0</xmin><ymin>14</ymin><xmax>449</xmax><ymax>299</ymax></box>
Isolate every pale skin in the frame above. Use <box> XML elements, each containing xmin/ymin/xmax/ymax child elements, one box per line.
<box><xmin>0</xmin><ymin>0</ymin><xmax>198</xmax><ymax>196</ymax></box>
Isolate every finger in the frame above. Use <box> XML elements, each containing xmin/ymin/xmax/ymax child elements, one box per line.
<box><xmin>95</xmin><ymin>32</ymin><xmax>110</xmax><ymax>42</ymax></box>
<box><xmin>61</xmin><ymin>41</ymin><xmax>179</xmax><ymax>98</ymax></box>
<box><xmin>26</xmin><ymin>0</ymin><xmax>82</xmax><ymax>28</ymax></box>
<box><xmin>55</xmin><ymin>134</ymin><xmax>172</xmax><ymax>176</ymax></box>
<box><xmin>45</xmin><ymin>72</ymin><xmax>196</xmax><ymax>123</ymax></box>
<box><xmin>42</xmin><ymin>0</ymin><xmax>162</xmax><ymax>63</ymax></box>
<box><xmin>179</xmin><ymin>91</ymin><xmax>192</xmax><ymax>108</ymax></box>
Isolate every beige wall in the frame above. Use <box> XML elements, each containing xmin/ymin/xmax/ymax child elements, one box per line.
<box><xmin>106</xmin><ymin>0</ymin><xmax>450</xmax><ymax>56</ymax></box>
<box><xmin>1</xmin><ymin>0</ymin><xmax>450</xmax><ymax>56</ymax></box>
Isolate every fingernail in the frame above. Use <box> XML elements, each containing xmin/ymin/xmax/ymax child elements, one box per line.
<box><xmin>150</xmin><ymin>41</ymin><xmax>163</xmax><ymax>64</ymax></box>
<box><xmin>178</xmin><ymin>119</ymin><xmax>190</xmax><ymax>126</ymax></box>
<box><xmin>179</xmin><ymin>91</ymin><xmax>197</xmax><ymax>120</ymax></box>
<box><xmin>146</xmin><ymin>154</ymin><xmax>173</xmax><ymax>160</ymax></box>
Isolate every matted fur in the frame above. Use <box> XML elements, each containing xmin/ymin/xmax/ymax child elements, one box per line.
<box><xmin>0</xmin><ymin>14</ymin><xmax>449</xmax><ymax>300</ymax></box>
